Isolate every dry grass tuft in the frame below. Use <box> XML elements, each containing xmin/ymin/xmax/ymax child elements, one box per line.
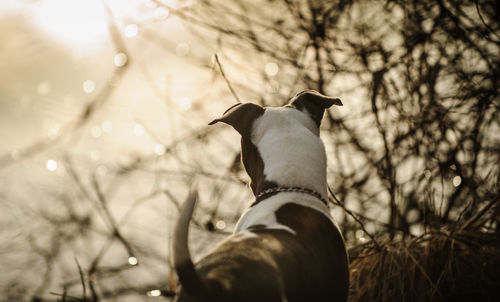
<box><xmin>348</xmin><ymin>227</ymin><xmax>500</xmax><ymax>302</ymax></box>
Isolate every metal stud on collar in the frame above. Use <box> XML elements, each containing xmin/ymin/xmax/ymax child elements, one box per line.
<box><xmin>255</xmin><ymin>186</ymin><xmax>329</xmax><ymax>206</ymax></box>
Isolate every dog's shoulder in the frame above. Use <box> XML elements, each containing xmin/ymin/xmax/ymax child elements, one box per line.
<box><xmin>234</xmin><ymin>193</ymin><xmax>334</xmax><ymax>234</ymax></box>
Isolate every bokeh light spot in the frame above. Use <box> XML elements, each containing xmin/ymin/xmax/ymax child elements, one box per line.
<box><xmin>83</xmin><ymin>80</ymin><xmax>95</xmax><ymax>94</ymax></box>
<box><xmin>215</xmin><ymin>220</ymin><xmax>226</xmax><ymax>230</ymax></box>
<box><xmin>114</xmin><ymin>52</ymin><xmax>128</xmax><ymax>67</ymax></box>
<box><xmin>154</xmin><ymin>7</ymin><xmax>169</xmax><ymax>20</ymax></box>
<box><xmin>101</xmin><ymin>120</ymin><xmax>113</xmax><ymax>133</ymax></box>
<box><xmin>134</xmin><ymin>124</ymin><xmax>145</xmax><ymax>137</ymax></box>
<box><xmin>37</xmin><ymin>81</ymin><xmax>51</xmax><ymax>96</ymax></box>
<box><xmin>355</xmin><ymin>230</ymin><xmax>366</xmax><ymax>243</ymax></box>
<box><xmin>91</xmin><ymin>125</ymin><xmax>102</xmax><ymax>138</ymax></box>
<box><xmin>154</xmin><ymin>143</ymin><xmax>166</xmax><ymax>155</ymax></box>
<box><xmin>125</xmin><ymin>24</ymin><xmax>138</xmax><ymax>38</ymax></box>
<box><xmin>178</xmin><ymin>97</ymin><xmax>192</xmax><ymax>111</ymax></box>
<box><xmin>46</xmin><ymin>159</ymin><xmax>58</xmax><ymax>172</ymax></box>
<box><xmin>176</xmin><ymin>42</ymin><xmax>190</xmax><ymax>57</ymax></box>
<box><xmin>48</xmin><ymin>124</ymin><xmax>61</xmax><ymax>140</ymax></box>
<box><xmin>265</xmin><ymin>62</ymin><xmax>279</xmax><ymax>77</ymax></box>
<box><xmin>147</xmin><ymin>289</ymin><xmax>161</xmax><ymax>297</ymax></box>
<box><xmin>90</xmin><ymin>150</ymin><xmax>101</xmax><ymax>161</ymax></box>
<box><xmin>128</xmin><ymin>256</ymin><xmax>138</xmax><ymax>266</ymax></box>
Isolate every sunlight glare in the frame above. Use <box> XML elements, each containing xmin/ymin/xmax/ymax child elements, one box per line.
<box><xmin>35</xmin><ymin>0</ymin><xmax>108</xmax><ymax>49</ymax></box>
<box><xmin>159</xmin><ymin>0</ymin><xmax>177</xmax><ymax>8</ymax></box>
<box><xmin>159</xmin><ymin>0</ymin><xmax>194</xmax><ymax>9</ymax></box>
<box><xmin>145</xmin><ymin>0</ymin><xmax>158</xmax><ymax>9</ymax></box>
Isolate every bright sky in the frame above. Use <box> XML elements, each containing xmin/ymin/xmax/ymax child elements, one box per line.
<box><xmin>0</xmin><ymin>0</ymin><xmax>217</xmax><ymax>161</ymax></box>
<box><xmin>33</xmin><ymin>0</ymin><xmax>109</xmax><ymax>48</ymax></box>
<box><xmin>0</xmin><ymin>3</ymin><xmax>229</xmax><ymax>297</ymax></box>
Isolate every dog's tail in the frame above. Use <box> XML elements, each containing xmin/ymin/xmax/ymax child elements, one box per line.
<box><xmin>173</xmin><ymin>191</ymin><xmax>209</xmax><ymax>300</ymax></box>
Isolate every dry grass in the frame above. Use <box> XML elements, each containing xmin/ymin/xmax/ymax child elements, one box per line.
<box><xmin>348</xmin><ymin>227</ymin><xmax>500</xmax><ymax>302</ymax></box>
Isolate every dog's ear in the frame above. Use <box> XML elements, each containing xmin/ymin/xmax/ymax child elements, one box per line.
<box><xmin>208</xmin><ymin>103</ymin><xmax>265</xmax><ymax>136</ymax></box>
<box><xmin>290</xmin><ymin>90</ymin><xmax>342</xmax><ymax>127</ymax></box>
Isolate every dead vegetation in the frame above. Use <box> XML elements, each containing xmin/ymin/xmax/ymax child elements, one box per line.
<box><xmin>349</xmin><ymin>203</ymin><xmax>500</xmax><ymax>302</ymax></box>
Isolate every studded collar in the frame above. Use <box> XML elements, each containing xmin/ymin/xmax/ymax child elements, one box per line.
<box><xmin>251</xmin><ymin>186</ymin><xmax>329</xmax><ymax>207</ymax></box>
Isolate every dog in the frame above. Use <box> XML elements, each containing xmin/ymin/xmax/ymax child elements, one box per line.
<box><xmin>173</xmin><ymin>90</ymin><xmax>349</xmax><ymax>302</ymax></box>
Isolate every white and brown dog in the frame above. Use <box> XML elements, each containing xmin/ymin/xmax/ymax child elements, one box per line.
<box><xmin>173</xmin><ymin>90</ymin><xmax>349</xmax><ymax>302</ymax></box>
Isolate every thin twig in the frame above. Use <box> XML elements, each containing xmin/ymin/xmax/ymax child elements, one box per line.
<box><xmin>214</xmin><ymin>53</ymin><xmax>242</xmax><ymax>103</ymax></box>
<box><xmin>328</xmin><ymin>185</ymin><xmax>381</xmax><ymax>249</ymax></box>
<box><xmin>475</xmin><ymin>0</ymin><xmax>500</xmax><ymax>41</ymax></box>
<box><xmin>460</xmin><ymin>196</ymin><xmax>499</xmax><ymax>230</ymax></box>
<box><xmin>91</xmin><ymin>176</ymin><xmax>136</xmax><ymax>259</ymax></box>
<box><xmin>74</xmin><ymin>257</ymin><xmax>87</xmax><ymax>302</ymax></box>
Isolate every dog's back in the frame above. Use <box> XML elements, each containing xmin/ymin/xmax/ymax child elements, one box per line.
<box><xmin>173</xmin><ymin>91</ymin><xmax>349</xmax><ymax>302</ymax></box>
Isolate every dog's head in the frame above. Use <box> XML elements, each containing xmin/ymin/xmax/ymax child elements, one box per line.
<box><xmin>209</xmin><ymin>90</ymin><xmax>342</xmax><ymax>196</ymax></box>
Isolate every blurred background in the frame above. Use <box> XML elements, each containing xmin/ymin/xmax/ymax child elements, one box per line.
<box><xmin>0</xmin><ymin>0</ymin><xmax>498</xmax><ymax>301</ymax></box>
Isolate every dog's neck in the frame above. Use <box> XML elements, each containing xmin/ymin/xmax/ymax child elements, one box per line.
<box><xmin>252</xmin><ymin>186</ymin><xmax>329</xmax><ymax>208</ymax></box>
<box><xmin>242</xmin><ymin>107</ymin><xmax>329</xmax><ymax>200</ymax></box>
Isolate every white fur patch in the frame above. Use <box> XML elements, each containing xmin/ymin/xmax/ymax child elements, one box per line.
<box><xmin>234</xmin><ymin>193</ymin><xmax>332</xmax><ymax>234</ymax></box>
<box><xmin>229</xmin><ymin>230</ymin><xmax>258</xmax><ymax>243</ymax></box>
<box><xmin>251</xmin><ymin>107</ymin><xmax>328</xmax><ymax>199</ymax></box>
<box><xmin>234</xmin><ymin>107</ymin><xmax>334</xmax><ymax>235</ymax></box>
<box><xmin>234</xmin><ymin>195</ymin><xmax>296</xmax><ymax>234</ymax></box>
